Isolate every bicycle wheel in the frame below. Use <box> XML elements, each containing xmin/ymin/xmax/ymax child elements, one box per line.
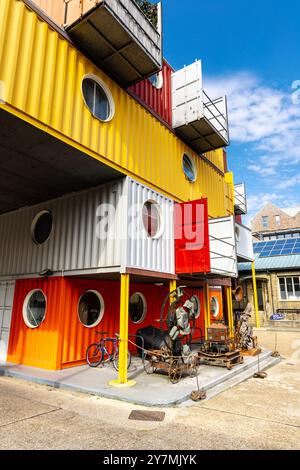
<box><xmin>112</xmin><ymin>349</ymin><xmax>131</xmax><ymax>372</ymax></box>
<box><xmin>86</xmin><ymin>343</ymin><xmax>103</xmax><ymax>367</ymax></box>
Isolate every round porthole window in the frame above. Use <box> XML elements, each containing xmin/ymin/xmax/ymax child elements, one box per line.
<box><xmin>210</xmin><ymin>296</ymin><xmax>219</xmax><ymax>318</ymax></box>
<box><xmin>82</xmin><ymin>76</ymin><xmax>114</xmax><ymax>122</ymax></box>
<box><xmin>191</xmin><ymin>295</ymin><xmax>201</xmax><ymax>319</ymax></box>
<box><xmin>23</xmin><ymin>290</ymin><xmax>47</xmax><ymax>329</ymax></box>
<box><xmin>78</xmin><ymin>291</ymin><xmax>105</xmax><ymax>328</ymax></box>
<box><xmin>31</xmin><ymin>211</ymin><xmax>53</xmax><ymax>245</ymax></box>
<box><xmin>142</xmin><ymin>200</ymin><xmax>162</xmax><ymax>238</ymax></box>
<box><xmin>182</xmin><ymin>153</ymin><xmax>196</xmax><ymax>182</ymax></box>
<box><xmin>129</xmin><ymin>293</ymin><xmax>147</xmax><ymax>324</ymax></box>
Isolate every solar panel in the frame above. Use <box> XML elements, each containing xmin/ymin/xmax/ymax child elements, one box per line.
<box><xmin>254</xmin><ymin>237</ymin><xmax>300</xmax><ymax>258</ymax></box>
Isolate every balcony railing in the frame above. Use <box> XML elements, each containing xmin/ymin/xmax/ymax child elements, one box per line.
<box><xmin>64</xmin><ymin>0</ymin><xmax>163</xmax><ymax>85</ymax></box>
<box><xmin>234</xmin><ymin>183</ymin><xmax>247</xmax><ymax>215</ymax></box>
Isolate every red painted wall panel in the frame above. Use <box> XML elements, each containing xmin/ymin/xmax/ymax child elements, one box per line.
<box><xmin>175</xmin><ymin>199</ymin><xmax>211</xmax><ymax>274</ymax></box>
<box><xmin>128</xmin><ymin>61</ymin><xmax>173</xmax><ymax>126</ymax></box>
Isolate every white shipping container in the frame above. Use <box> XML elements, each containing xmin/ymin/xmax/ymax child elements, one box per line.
<box><xmin>172</xmin><ymin>60</ymin><xmax>229</xmax><ymax>153</ymax></box>
<box><xmin>209</xmin><ymin>216</ymin><xmax>238</xmax><ymax>277</ymax></box>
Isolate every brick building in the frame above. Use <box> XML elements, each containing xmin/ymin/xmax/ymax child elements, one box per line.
<box><xmin>238</xmin><ymin>203</ymin><xmax>300</xmax><ymax>328</ymax></box>
<box><xmin>252</xmin><ymin>203</ymin><xmax>300</xmax><ymax>240</ymax></box>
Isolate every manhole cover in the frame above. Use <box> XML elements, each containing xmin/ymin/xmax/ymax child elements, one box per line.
<box><xmin>129</xmin><ymin>410</ymin><xmax>165</xmax><ymax>422</ymax></box>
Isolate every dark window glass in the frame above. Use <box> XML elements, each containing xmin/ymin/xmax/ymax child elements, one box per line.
<box><xmin>25</xmin><ymin>290</ymin><xmax>46</xmax><ymax>328</ymax></box>
<box><xmin>279</xmin><ymin>278</ymin><xmax>287</xmax><ymax>300</ymax></box>
<box><xmin>129</xmin><ymin>293</ymin><xmax>146</xmax><ymax>324</ymax></box>
<box><xmin>82</xmin><ymin>78</ymin><xmax>111</xmax><ymax>121</ymax></box>
<box><xmin>32</xmin><ymin>211</ymin><xmax>53</xmax><ymax>245</ymax></box>
<box><xmin>142</xmin><ymin>201</ymin><xmax>160</xmax><ymax>237</ymax></box>
<box><xmin>78</xmin><ymin>291</ymin><xmax>103</xmax><ymax>327</ymax></box>
<box><xmin>191</xmin><ymin>295</ymin><xmax>200</xmax><ymax>319</ymax></box>
<box><xmin>182</xmin><ymin>154</ymin><xmax>196</xmax><ymax>182</ymax></box>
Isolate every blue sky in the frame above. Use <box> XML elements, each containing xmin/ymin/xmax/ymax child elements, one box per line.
<box><xmin>163</xmin><ymin>0</ymin><xmax>300</xmax><ymax>224</ymax></box>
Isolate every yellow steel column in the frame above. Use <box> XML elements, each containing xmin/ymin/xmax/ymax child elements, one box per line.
<box><xmin>109</xmin><ymin>274</ymin><xmax>136</xmax><ymax>387</ymax></box>
<box><xmin>169</xmin><ymin>279</ymin><xmax>177</xmax><ymax>303</ymax></box>
<box><xmin>204</xmin><ymin>283</ymin><xmax>210</xmax><ymax>339</ymax></box>
<box><xmin>252</xmin><ymin>261</ymin><xmax>260</xmax><ymax>328</ymax></box>
<box><xmin>226</xmin><ymin>286</ymin><xmax>234</xmax><ymax>338</ymax></box>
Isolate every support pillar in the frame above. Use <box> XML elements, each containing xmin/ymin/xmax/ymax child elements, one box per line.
<box><xmin>169</xmin><ymin>279</ymin><xmax>177</xmax><ymax>303</ymax></box>
<box><xmin>204</xmin><ymin>283</ymin><xmax>210</xmax><ymax>339</ymax></box>
<box><xmin>109</xmin><ymin>274</ymin><xmax>136</xmax><ymax>387</ymax></box>
<box><xmin>252</xmin><ymin>261</ymin><xmax>260</xmax><ymax>328</ymax></box>
<box><xmin>226</xmin><ymin>286</ymin><xmax>234</xmax><ymax>338</ymax></box>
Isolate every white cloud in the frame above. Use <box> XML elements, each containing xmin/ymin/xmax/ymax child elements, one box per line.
<box><xmin>205</xmin><ymin>71</ymin><xmax>300</xmax><ymax>221</ymax></box>
<box><xmin>205</xmin><ymin>72</ymin><xmax>300</xmax><ymax>165</ymax></box>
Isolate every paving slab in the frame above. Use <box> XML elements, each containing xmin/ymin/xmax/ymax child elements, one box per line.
<box><xmin>0</xmin><ymin>349</ymin><xmax>280</xmax><ymax>406</ymax></box>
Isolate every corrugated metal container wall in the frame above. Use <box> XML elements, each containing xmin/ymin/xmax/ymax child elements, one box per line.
<box><xmin>7</xmin><ymin>277</ymin><xmax>64</xmax><ymax>369</ymax></box>
<box><xmin>8</xmin><ymin>277</ymin><xmax>183</xmax><ymax>369</ymax></box>
<box><xmin>0</xmin><ymin>180</ymin><xmax>125</xmax><ymax>277</ymax></box>
<box><xmin>126</xmin><ymin>179</ymin><xmax>175</xmax><ymax>274</ymax></box>
<box><xmin>128</xmin><ymin>61</ymin><xmax>173</xmax><ymax>126</ymax></box>
<box><xmin>59</xmin><ymin>278</ymin><xmax>121</xmax><ymax>368</ymax></box>
<box><xmin>30</xmin><ymin>0</ymin><xmax>64</xmax><ymax>25</ymax></box>
<box><xmin>0</xmin><ymin>0</ymin><xmax>227</xmax><ymax>218</ymax></box>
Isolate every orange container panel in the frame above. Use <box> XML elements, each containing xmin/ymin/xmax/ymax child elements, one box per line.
<box><xmin>209</xmin><ymin>288</ymin><xmax>224</xmax><ymax>322</ymax></box>
<box><xmin>7</xmin><ymin>277</ymin><xmax>64</xmax><ymax>370</ymax></box>
<box><xmin>59</xmin><ymin>278</ymin><xmax>120</xmax><ymax>368</ymax></box>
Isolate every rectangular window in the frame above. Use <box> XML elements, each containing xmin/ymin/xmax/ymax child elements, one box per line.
<box><xmin>262</xmin><ymin>216</ymin><xmax>269</xmax><ymax>228</ymax></box>
<box><xmin>279</xmin><ymin>276</ymin><xmax>300</xmax><ymax>300</ymax></box>
<box><xmin>275</xmin><ymin>215</ymin><xmax>281</xmax><ymax>226</ymax></box>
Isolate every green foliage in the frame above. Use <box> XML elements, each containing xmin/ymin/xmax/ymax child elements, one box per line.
<box><xmin>135</xmin><ymin>0</ymin><xmax>158</xmax><ymax>28</ymax></box>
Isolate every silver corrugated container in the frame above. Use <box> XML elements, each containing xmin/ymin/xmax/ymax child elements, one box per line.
<box><xmin>0</xmin><ymin>177</ymin><xmax>175</xmax><ymax>277</ymax></box>
<box><xmin>125</xmin><ymin>178</ymin><xmax>175</xmax><ymax>274</ymax></box>
<box><xmin>0</xmin><ymin>180</ymin><xmax>126</xmax><ymax>277</ymax></box>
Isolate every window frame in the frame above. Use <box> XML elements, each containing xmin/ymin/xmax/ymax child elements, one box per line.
<box><xmin>261</xmin><ymin>216</ymin><xmax>269</xmax><ymax>229</ymax></box>
<box><xmin>278</xmin><ymin>276</ymin><xmax>300</xmax><ymax>301</ymax></box>
<box><xmin>141</xmin><ymin>199</ymin><xmax>164</xmax><ymax>239</ymax></box>
<box><xmin>31</xmin><ymin>210</ymin><xmax>53</xmax><ymax>245</ymax></box>
<box><xmin>210</xmin><ymin>296</ymin><xmax>220</xmax><ymax>318</ymax></box>
<box><xmin>81</xmin><ymin>74</ymin><xmax>115</xmax><ymax>123</ymax></box>
<box><xmin>77</xmin><ymin>290</ymin><xmax>105</xmax><ymax>328</ymax></box>
<box><xmin>191</xmin><ymin>294</ymin><xmax>201</xmax><ymax>320</ymax></box>
<box><xmin>129</xmin><ymin>292</ymin><xmax>147</xmax><ymax>324</ymax></box>
<box><xmin>182</xmin><ymin>153</ymin><xmax>197</xmax><ymax>183</ymax></box>
<box><xmin>22</xmin><ymin>289</ymin><xmax>47</xmax><ymax>329</ymax></box>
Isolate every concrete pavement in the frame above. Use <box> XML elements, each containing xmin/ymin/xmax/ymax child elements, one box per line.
<box><xmin>0</xmin><ymin>329</ymin><xmax>299</xmax><ymax>450</ymax></box>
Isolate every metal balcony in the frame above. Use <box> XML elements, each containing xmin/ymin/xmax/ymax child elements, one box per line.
<box><xmin>172</xmin><ymin>61</ymin><xmax>229</xmax><ymax>153</ymax></box>
<box><xmin>208</xmin><ymin>216</ymin><xmax>238</xmax><ymax>277</ymax></box>
<box><xmin>234</xmin><ymin>183</ymin><xmax>247</xmax><ymax>215</ymax></box>
<box><xmin>235</xmin><ymin>222</ymin><xmax>254</xmax><ymax>262</ymax></box>
<box><xmin>64</xmin><ymin>0</ymin><xmax>163</xmax><ymax>85</ymax></box>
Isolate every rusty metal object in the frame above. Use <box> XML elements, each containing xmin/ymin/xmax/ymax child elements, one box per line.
<box><xmin>207</xmin><ymin>323</ymin><xmax>229</xmax><ymax>343</ymax></box>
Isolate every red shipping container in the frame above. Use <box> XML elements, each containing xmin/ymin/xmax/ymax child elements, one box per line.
<box><xmin>175</xmin><ymin>199</ymin><xmax>211</xmax><ymax>274</ymax></box>
<box><xmin>128</xmin><ymin>60</ymin><xmax>173</xmax><ymax>126</ymax></box>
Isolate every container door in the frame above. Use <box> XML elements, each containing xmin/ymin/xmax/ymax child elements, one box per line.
<box><xmin>171</xmin><ymin>60</ymin><xmax>203</xmax><ymax>128</ymax></box>
<box><xmin>0</xmin><ymin>281</ymin><xmax>15</xmax><ymax>362</ymax></box>
<box><xmin>175</xmin><ymin>199</ymin><xmax>210</xmax><ymax>274</ymax></box>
